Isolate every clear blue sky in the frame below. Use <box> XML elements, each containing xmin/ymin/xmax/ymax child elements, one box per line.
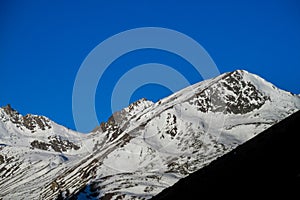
<box><xmin>1</xmin><ymin>0</ymin><xmax>300</xmax><ymax>132</ymax></box>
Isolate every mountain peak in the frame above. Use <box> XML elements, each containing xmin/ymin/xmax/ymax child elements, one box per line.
<box><xmin>231</xmin><ymin>69</ymin><xmax>248</xmax><ymax>75</ymax></box>
<box><xmin>94</xmin><ymin>98</ymin><xmax>154</xmax><ymax>133</ymax></box>
<box><xmin>0</xmin><ymin>105</ymin><xmax>52</xmax><ymax>133</ymax></box>
<box><xmin>126</xmin><ymin>98</ymin><xmax>154</xmax><ymax>113</ymax></box>
<box><xmin>1</xmin><ymin>104</ymin><xmax>19</xmax><ymax>117</ymax></box>
<box><xmin>2</xmin><ymin>103</ymin><xmax>13</xmax><ymax>110</ymax></box>
<box><xmin>187</xmin><ymin>69</ymin><xmax>271</xmax><ymax>114</ymax></box>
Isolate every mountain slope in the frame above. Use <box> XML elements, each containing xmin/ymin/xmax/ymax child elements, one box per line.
<box><xmin>0</xmin><ymin>104</ymin><xmax>89</xmax><ymax>199</ymax></box>
<box><xmin>0</xmin><ymin>70</ymin><xmax>299</xmax><ymax>200</ymax></box>
<box><xmin>70</xmin><ymin>70</ymin><xmax>300</xmax><ymax>199</ymax></box>
<box><xmin>152</xmin><ymin>110</ymin><xmax>300</xmax><ymax>200</ymax></box>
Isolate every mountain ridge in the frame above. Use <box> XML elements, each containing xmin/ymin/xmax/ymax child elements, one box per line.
<box><xmin>0</xmin><ymin>69</ymin><xmax>299</xmax><ymax>199</ymax></box>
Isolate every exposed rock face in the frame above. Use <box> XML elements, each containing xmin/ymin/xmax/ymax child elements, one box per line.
<box><xmin>189</xmin><ymin>70</ymin><xmax>269</xmax><ymax>114</ymax></box>
<box><xmin>22</xmin><ymin>114</ymin><xmax>51</xmax><ymax>131</ymax></box>
<box><xmin>30</xmin><ymin>136</ymin><xmax>80</xmax><ymax>152</ymax></box>
<box><xmin>0</xmin><ymin>155</ymin><xmax>4</xmax><ymax>165</ymax></box>
<box><xmin>1</xmin><ymin>104</ymin><xmax>51</xmax><ymax>132</ymax></box>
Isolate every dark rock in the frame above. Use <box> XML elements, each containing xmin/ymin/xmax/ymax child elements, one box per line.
<box><xmin>0</xmin><ymin>154</ymin><xmax>4</xmax><ymax>164</ymax></box>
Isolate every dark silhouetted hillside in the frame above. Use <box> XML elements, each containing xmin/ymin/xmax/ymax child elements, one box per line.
<box><xmin>152</xmin><ymin>111</ymin><xmax>300</xmax><ymax>199</ymax></box>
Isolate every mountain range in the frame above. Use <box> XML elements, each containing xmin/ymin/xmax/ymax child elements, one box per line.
<box><xmin>0</xmin><ymin>70</ymin><xmax>299</xmax><ymax>199</ymax></box>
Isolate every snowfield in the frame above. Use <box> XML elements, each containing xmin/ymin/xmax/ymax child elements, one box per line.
<box><xmin>0</xmin><ymin>70</ymin><xmax>299</xmax><ymax>199</ymax></box>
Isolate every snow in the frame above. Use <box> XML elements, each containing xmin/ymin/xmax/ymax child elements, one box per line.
<box><xmin>1</xmin><ymin>70</ymin><xmax>300</xmax><ymax>200</ymax></box>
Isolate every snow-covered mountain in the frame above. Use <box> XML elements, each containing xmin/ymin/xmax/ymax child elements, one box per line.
<box><xmin>0</xmin><ymin>70</ymin><xmax>299</xmax><ymax>200</ymax></box>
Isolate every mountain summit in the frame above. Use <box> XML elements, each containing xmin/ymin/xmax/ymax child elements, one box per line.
<box><xmin>0</xmin><ymin>70</ymin><xmax>299</xmax><ymax>199</ymax></box>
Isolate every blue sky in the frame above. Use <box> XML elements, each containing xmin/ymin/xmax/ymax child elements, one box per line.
<box><xmin>1</xmin><ymin>0</ymin><xmax>300</xmax><ymax>132</ymax></box>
